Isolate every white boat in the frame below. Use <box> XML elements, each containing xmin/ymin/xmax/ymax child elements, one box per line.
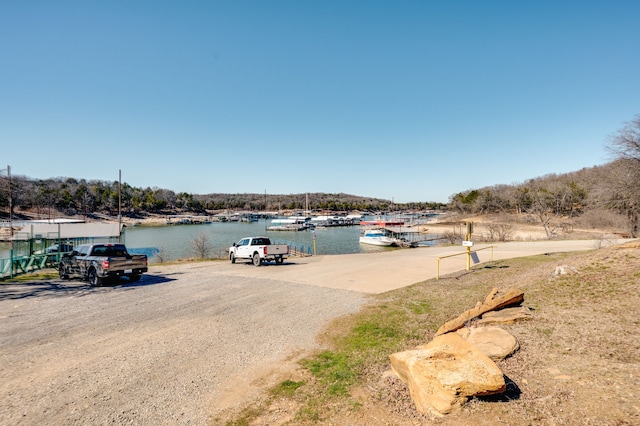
<box><xmin>359</xmin><ymin>229</ymin><xmax>396</xmax><ymax>246</ymax></box>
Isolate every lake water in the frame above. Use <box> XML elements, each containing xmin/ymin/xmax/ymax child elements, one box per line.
<box><xmin>1</xmin><ymin>219</ymin><xmax>439</xmax><ymax>263</ymax></box>
<box><xmin>122</xmin><ymin>221</ymin><xmax>395</xmax><ymax>261</ymax></box>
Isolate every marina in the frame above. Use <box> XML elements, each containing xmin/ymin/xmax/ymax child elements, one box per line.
<box><xmin>1</xmin><ymin>214</ymin><xmax>443</xmax><ymax>278</ymax></box>
<box><xmin>267</xmin><ymin>217</ymin><xmax>313</xmax><ymax>231</ymax></box>
<box><xmin>165</xmin><ymin>215</ymin><xmax>212</xmax><ymax>225</ymax></box>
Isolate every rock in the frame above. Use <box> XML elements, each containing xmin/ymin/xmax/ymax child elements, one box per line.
<box><xmin>477</xmin><ymin>306</ymin><xmax>533</xmax><ymax>325</ymax></box>
<box><xmin>389</xmin><ymin>333</ymin><xmax>506</xmax><ymax>415</ymax></box>
<box><xmin>553</xmin><ymin>265</ymin><xmax>579</xmax><ymax>276</ymax></box>
<box><xmin>483</xmin><ymin>287</ymin><xmax>499</xmax><ymax>304</ymax></box>
<box><xmin>435</xmin><ymin>288</ymin><xmax>524</xmax><ymax>336</ymax></box>
<box><xmin>456</xmin><ymin>326</ymin><xmax>520</xmax><ymax>360</ymax></box>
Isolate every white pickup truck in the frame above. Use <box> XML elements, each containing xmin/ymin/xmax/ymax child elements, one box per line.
<box><xmin>229</xmin><ymin>236</ymin><xmax>290</xmax><ymax>266</ymax></box>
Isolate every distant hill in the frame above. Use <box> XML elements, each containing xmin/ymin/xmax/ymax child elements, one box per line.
<box><xmin>0</xmin><ymin>175</ymin><xmax>444</xmax><ymax>221</ymax></box>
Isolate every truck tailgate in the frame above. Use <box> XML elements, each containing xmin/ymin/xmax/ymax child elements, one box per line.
<box><xmin>107</xmin><ymin>256</ymin><xmax>147</xmax><ymax>271</ymax></box>
<box><xmin>265</xmin><ymin>245</ymin><xmax>289</xmax><ymax>255</ymax></box>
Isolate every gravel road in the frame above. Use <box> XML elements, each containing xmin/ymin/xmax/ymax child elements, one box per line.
<box><xmin>0</xmin><ymin>261</ymin><xmax>367</xmax><ymax>425</ymax></box>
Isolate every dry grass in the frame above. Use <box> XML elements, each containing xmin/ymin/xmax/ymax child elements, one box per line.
<box><xmin>425</xmin><ymin>212</ymin><xmax>630</xmax><ymax>243</ymax></box>
<box><xmin>223</xmin><ymin>243</ymin><xmax>640</xmax><ymax>425</ymax></box>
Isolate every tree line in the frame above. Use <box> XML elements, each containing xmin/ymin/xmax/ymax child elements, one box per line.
<box><xmin>0</xmin><ymin>175</ymin><xmax>445</xmax><ymax>220</ymax></box>
<box><xmin>2</xmin><ymin>115</ymin><xmax>638</xmax><ymax>237</ymax></box>
<box><xmin>448</xmin><ymin>115</ymin><xmax>640</xmax><ymax>237</ymax></box>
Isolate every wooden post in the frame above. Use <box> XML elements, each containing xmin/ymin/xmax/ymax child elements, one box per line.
<box><xmin>465</xmin><ymin>222</ymin><xmax>473</xmax><ymax>271</ymax></box>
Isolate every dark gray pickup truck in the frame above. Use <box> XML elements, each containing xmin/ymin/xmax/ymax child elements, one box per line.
<box><xmin>58</xmin><ymin>243</ymin><xmax>148</xmax><ymax>286</ymax></box>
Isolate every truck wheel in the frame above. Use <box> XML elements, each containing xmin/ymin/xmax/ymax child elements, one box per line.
<box><xmin>275</xmin><ymin>256</ymin><xmax>283</xmax><ymax>265</ymax></box>
<box><xmin>129</xmin><ymin>274</ymin><xmax>141</xmax><ymax>282</ymax></box>
<box><xmin>58</xmin><ymin>264</ymin><xmax>69</xmax><ymax>279</ymax></box>
<box><xmin>88</xmin><ymin>269</ymin><xmax>103</xmax><ymax>287</ymax></box>
<box><xmin>230</xmin><ymin>253</ymin><xmax>236</xmax><ymax>264</ymax></box>
<box><xmin>252</xmin><ymin>252</ymin><xmax>262</xmax><ymax>266</ymax></box>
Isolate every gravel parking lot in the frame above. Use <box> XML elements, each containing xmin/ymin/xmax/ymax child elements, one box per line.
<box><xmin>0</xmin><ymin>261</ymin><xmax>366</xmax><ymax>425</ymax></box>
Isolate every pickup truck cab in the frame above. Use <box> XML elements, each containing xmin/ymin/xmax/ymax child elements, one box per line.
<box><xmin>59</xmin><ymin>243</ymin><xmax>148</xmax><ymax>286</ymax></box>
<box><xmin>229</xmin><ymin>237</ymin><xmax>289</xmax><ymax>266</ymax></box>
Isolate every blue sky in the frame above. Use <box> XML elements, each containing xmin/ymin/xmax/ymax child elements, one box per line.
<box><xmin>2</xmin><ymin>1</ymin><xmax>639</xmax><ymax>203</ymax></box>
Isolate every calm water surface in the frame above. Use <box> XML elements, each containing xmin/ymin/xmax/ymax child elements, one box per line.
<box><xmin>122</xmin><ymin>220</ymin><xmax>395</xmax><ymax>262</ymax></box>
<box><xmin>1</xmin><ymin>219</ymin><xmax>439</xmax><ymax>263</ymax></box>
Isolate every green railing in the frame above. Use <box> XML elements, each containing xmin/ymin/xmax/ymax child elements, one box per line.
<box><xmin>0</xmin><ymin>252</ymin><xmax>66</xmax><ymax>280</ymax></box>
<box><xmin>1</xmin><ymin>232</ymin><xmax>120</xmax><ymax>280</ymax></box>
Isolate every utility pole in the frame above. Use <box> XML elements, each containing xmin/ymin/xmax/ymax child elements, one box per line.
<box><xmin>118</xmin><ymin>169</ymin><xmax>122</xmax><ymax>242</ymax></box>
<box><xmin>7</xmin><ymin>165</ymin><xmax>12</xmax><ymax>238</ymax></box>
<box><xmin>8</xmin><ymin>165</ymin><xmax>14</xmax><ymax>278</ymax></box>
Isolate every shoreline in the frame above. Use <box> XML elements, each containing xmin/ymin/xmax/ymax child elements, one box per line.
<box><xmin>4</xmin><ymin>210</ymin><xmax>630</xmax><ymax>247</ymax></box>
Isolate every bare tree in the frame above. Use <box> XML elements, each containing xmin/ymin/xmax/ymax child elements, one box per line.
<box><xmin>600</xmin><ymin>160</ymin><xmax>639</xmax><ymax>237</ymax></box>
<box><xmin>523</xmin><ymin>180</ymin><xmax>560</xmax><ymax>239</ymax></box>
<box><xmin>517</xmin><ymin>175</ymin><xmax>587</xmax><ymax>239</ymax></box>
<box><xmin>154</xmin><ymin>246</ymin><xmax>168</xmax><ymax>263</ymax></box>
<box><xmin>608</xmin><ymin>115</ymin><xmax>640</xmax><ymax>162</ymax></box>
<box><xmin>191</xmin><ymin>232</ymin><xmax>213</xmax><ymax>259</ymax></box>
<box><xmin>604</xmin><ymin>115</ymin><xmax>640</xmax><ymax>237</ymax></box>
<box><xmin>525</xmin><ymin>186</ymin><xmax>560</xmax><ymax>238</ymax></box>
<box><xmin>486</xmin><ymin>223</ymin><xmax>513</xmax><ymax>241</ymax></box>
<box><xmin>442</xmin><ymin>223</ymin><xmax>465</xmax><ymax>244</ymax></box>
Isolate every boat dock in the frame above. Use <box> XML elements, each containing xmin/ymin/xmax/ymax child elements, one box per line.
<box><xmin>360</xmin><ymin>223</ymin><xmax>444</xmax><ymax>248</ymax></box>
<box><xmin>166</xmin><ymin>215</ymin><xmax>212</xmax><ymax>225</ymax></box>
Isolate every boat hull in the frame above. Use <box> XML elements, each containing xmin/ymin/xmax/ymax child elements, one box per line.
<box><xmin>359</xmin><ymin>236</ymin><xmax>395</xmax><ymax>246</ymax></box>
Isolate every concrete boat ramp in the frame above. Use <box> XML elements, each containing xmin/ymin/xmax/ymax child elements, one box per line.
<box><xmin>189</xmin><ymin>239</ymin><xmax>630</xmax><ymax>294</ymax></box>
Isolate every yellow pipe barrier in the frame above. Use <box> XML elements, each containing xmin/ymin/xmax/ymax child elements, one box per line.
<box><xmin>436</xmin><ymin>246</ymin><xmax>495</xmax><ymax>279</ymax></box>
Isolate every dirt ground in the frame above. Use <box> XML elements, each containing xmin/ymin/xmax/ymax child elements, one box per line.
<box><xmin>232</xmin><ymin>241</ymin><xmax>640</xmax><ymax>425</ymax></box>
<box><xmin>2</xmin><ymin>225</ymin><xmax>638</xmax><ymax>425</ymax></box>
